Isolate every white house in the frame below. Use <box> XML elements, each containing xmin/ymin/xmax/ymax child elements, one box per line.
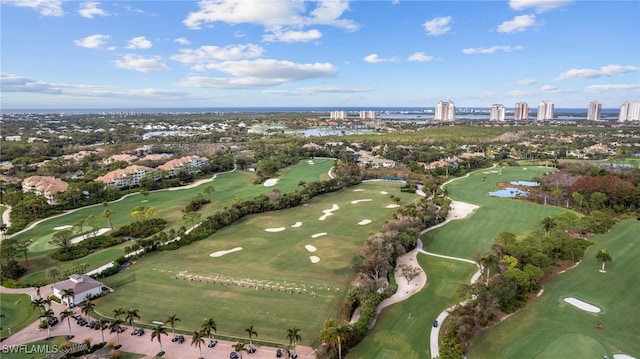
<box><xmin>52</xmin><ymin>274</ymin><xmax>103</xmax><ymax>306</ymax></box>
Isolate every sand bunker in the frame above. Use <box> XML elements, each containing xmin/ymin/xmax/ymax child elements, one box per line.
<box><xmin>307</xmin><ymin>160</ymin><xmax>315</xmax><ymax>165</ymax></box>
<box><xmin>613</xmin><ymin>355</ymin><xmax>638</xmax><ymax>359</ymax></box>
<box><xmin>380</xmin><ymin>191</ymin><xmax>388</xmax><ymax>194</ymax></box>
<box><xmin>54</xmin><ymin>225</ymin><xmax>73</xmax><ymax>230</ymax></box>
<box><xmin>319</xmin><ymin>204</ymin><xmax>339</xmax><ymax>220</ymax></box>
<box><xmin>358</xmin><ymin>219</ymin><xmax>372</xmax><ymax>225</ymax></box>
<box><xmin>291</xmin><ymin>222</ymin><xmax>302</xmax><ymax>228</ymax></box>
<box><xmin>305</xmin><ymin>245</ymin><xmax>317</xmax><ymax>252</ymax></box>
<box><xmin>264</xmin><ymin>178</ymin><xmax>279</xmax><ymax>187</ymax></box>
<box><xmin>351</xmin><ymin>199</ymin><xmax>372</xmax><ymax>204</ymax></box>
<box><xmin>265</xmin><ymin>227</ymin><xmax>286</xmax><ymax>232</ymax></box>
<box><xmin>312</xmin><ymin>232</ymin><xmax>327</xmax><ymax>238</ymax></box>
<box><xmin>70</xmin><ymin>228</ymin><xmax>111</xmax><ymax>244</ymax></box>
<box><xmin>353</xmin><ymin>189</ymin><xmax>364</xmax><ymax>192</ymax></box>
<box><xmin>309</xmin><ymin>256</ymin><xmax>320</xmax><ymax>263</ymax></box>
<box><xmin>564</xmin><ymin>297</ymin><xmax>601</xmax><ymax>313</ymax></box>
<box><xmin>210</xmin><ymin>247</ymin><xmax>243</xmax><ymax>257</ymax></box>
<box><xmin>385</xmin><ymin>204</ymin><xmax>400</xmax><ymax>208</ymax></box>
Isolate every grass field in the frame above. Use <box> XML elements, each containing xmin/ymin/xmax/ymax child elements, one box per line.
<box><xmin>93</xmin><ymin>180</ymin><xmax>418</xmax><ymax>347</ymax></box>
<box><xmin>0</xmin><ymin>294</ymin><xmax>40</xmax><ymax>340</ymax></box>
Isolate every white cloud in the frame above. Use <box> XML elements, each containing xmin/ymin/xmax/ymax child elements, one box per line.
<box><xmin>407</xmin><ymin>52</ymin><xmax>434</xmax><ymax>62</ymax></box>
<box><xmin>554</xmin><ymin>64</ymin><xmax>639</xmax><ymax>81</ymax></box>
<box><xmin>73</xmin><ymin>34</ymin><xmax>112</xmax><ymax>50</ymax></box>
<box><xmin>263</xmin><ymin>29</ymin><xmax>322</xmax><ymax>43</ymax></box>
<box><xmin>176</xmin><ymin>76</ymin><xmax>286</xmax><ymax>89</ymax></box>
<box><xmin>183</xmin><ymin>0</ymin><xmax>357</xmax><ymax>31</ymax></box>
<box><xmin>586</xmin><ymin>84</ymin><xmax>640</xmax><ymax>93</ymax></box>
<box><xmin>126</xmin><ymin>36</ymin><xmax>153</xmax><ymax>49</ymax></box>
<box><xmin>423</xmin><ymin>16</ymin><xmax>452</xmax><ymax>36</ymax></box>
<box><xmin>462</xmin><ymin>45</ymin><xmax>523</xmax><ymax>54</ymax></box>
<box><xmin>517</xmin><ymin>77</ymin><xmax>538</xmax><ymax>85</ymax></box>
<box><xmin>4</xmin><ymin>0</ymin><xmax>64</xmax><ymax>16</ymax></box>
<box><xmin>174</xmin><ymin>38</ymin><xmax>190</xmax><ymax>45</ymax></box>
<box><xmin>171</xmin><ymin>44</ymin><xmax>264</xmax><ymax>69</ymax></box>
<box><xmin>540</xmin><ymin>84</ymin><xmax>557</xmax><ymax>91</ymax></box>
<box><xmin>364</xmin><ymin>54</ymin><xmax>385</xmax><ymax>64</ymax></box>
<box><xmin>78</xmin><ymin>1</ymin><xmax>109</xmax><ymax>19</ymax></box>
<box><xmin>114</xmin><ymin>54</ymin><xmax>171</xmax><ymax>73</ymax></box>
<box><xmin>1</xmin><ymin>73</ymin><xmax>63</xmax><ymax>93</ymax></box>
<box><xmin>508</xmin><ymin>0</ymin><xmax>573</xmax><ymax>13</ymax></box>
<box><xmin>497</xmin><ymin>15</ymin><xmax>538</xmax><ymax>33</ymax></box>
<box><xmin>263</xmin><ymin>86</ymin><xmax>374</xmax><ymax>96</ymax></box>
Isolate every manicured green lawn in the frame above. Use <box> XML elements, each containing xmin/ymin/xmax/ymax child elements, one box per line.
<box><xmin>468</xmin><ymin>218</ymin><xmax>640</xmax><ymax>358</ymax></box>
<box><xmin>0</xmin><ymin>294</ymin><xmax>40</xmax><ymax>340</ymax></box>
<box><xmin>93</xmin><ymin>181</ymin><xmax>418</xmax><ymax>347</ymax></box>
<box><xmin>347</xmin><ymin>255</ymin><xmax>476</xmax><ymax>359</ymax></box>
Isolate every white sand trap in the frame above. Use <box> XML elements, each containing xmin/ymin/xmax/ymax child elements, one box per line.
<box><xmin>309</xmin><ymin>256</ymin><xmax>320</xmax><ymax>263</ymax></box>
<box><xmin>319</xmin><ymin>204</ymin><xmax>339</xmax><ymax>220</ymax></box>
<box><xmin>210</xmin><ymin>247</ymin><xmax>243</xmax><ymax>257</ymax></box>
<box><xmin>54</xmin><ymin>225</ymin><xmax>73</xmax><ymax>230</ymax></box>
<box><xmin>385</xmin><ymin>204</ymin><xmax>400</xmax><ymax>208</ymax></box>
<box><xmin>264</xmin><ymin>178</ymin><xmax>279</xmax><ymax>187</ymax></box>
<box><xmin>358</xmin><ymin>219</ymin><xmax>372</xmax><ymax>225</ymax></box>
<box><xmin>265</xmin><ymin>227</ymin><xmax>286</xmax><ymax>232</ymax></box>
<box><xmin>307</xmin><ymin>160</ymin><xmax>315</xmax><ymax>165</ymax></box>
<box><xmin>291</xmin><ymin>222</ymin><xmax>302</xmax><ymax>228</ymax></box>
<box><xmin>351</xmin><ymin>199</ymin><xmax>372</xmax><ymax>204</ymax></box>
<box><xmin>305</xmin><ymin>245</ymin><xmax>317</xmax><ymax>252</ymax></box>
<box><xmin>380</xmin><ymin>191</ymin><xmax>388</xmax><ymax>194</ymax></box>
<box><xmin>312</xmin><ymin>232</ymin><xmax>327</xmax><ymax>238</ymax></box>
<box><xmin>564</xmin><ymin>297</ymin><xmax>601</xmax><ymax>313</ymax></box>
<box><xmin>353</xmin><ymin>189</ymin><xmax>364</xmax><ymax>192</ymax></box>
<box><xmin>70</xmin><ymin>228</ymin><xmax>111</xmax><ymax>244</ymax></box>
<box><xmin>614</xmin><ymin>355</ymin><xmax>638</xmax><ymax>359</ymax></box>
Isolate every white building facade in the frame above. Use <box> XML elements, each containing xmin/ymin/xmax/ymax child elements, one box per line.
<box><xmin>52</xmin><ymin>274</ymin><xmax>104</xmax><ymax>306</ymax></box>
<box><xmin>490</xmin><ymin>104</ymin><xmax>505</xmax><ymax>121</ymax></box>
<box><xmin>514</xmin><ymin>102</ymin><xmax>529</xmax><ymax>121</ymax></box>
<box><xmin>619</xmin><ymin>101</ymin><xmax>640</xmax><ymax>121</ymax></box>
<box><xmin>587</xmin><ymin>100</ymin><xmax>602</xmax><ymax>121</ymax></box>
<box><xmin>537</xmin><ymin>101</ymin><xmax>554</xmax><ymax>121</ymax></box>
<box><xmin>359</xmin><ymin>111</ymin><xmax>376</xmax><ymax>119</ymax></box>
<box><xmin>330</xmin><ymin>111</ymin><xmax>347</xmax><ymax>120</ymax></box>
<box><xmin>435</xmin><ymin>100</ymin><xmax>455</xmax><ymax>121</ymax></box>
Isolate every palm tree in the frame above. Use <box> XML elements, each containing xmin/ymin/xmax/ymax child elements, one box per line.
<box><xmin>191</xmin><ymin>330</ymin><xmax>206</xmax><ymax>359</ymax></box>
<box><xmin>165</xmin><ymin>313</ymin><xmax>181</xmax><ymax>339</ymax></box>
<box><xmin>42</xmin><ymin>309</ymin><xmax>55</xmax><ymax>339</ymax></box>
<box><xmin>31</xmin><ymin>298</ymin><xmax>45</xmax><ymax>323</ymax></box>
<box><xmin>286</xmin><ymin>327</ymin><xmax>301</xmax><ymax>358</ymax></box>
<box><xmin>113</xmin><ymin>307</ymin><xmax>125</xmax><ymax>320</ymax></box>
<box><xmin>47</xmin><ymin>267</ymin><xmax>60</xmax><ymax>283</ymax></box>
<box><xmin>60</xmin><ymin>308</ymin><xmax>75</xmax><ymax>339</ymax></box>
<box><xmin>201</xmin><ymin>317</ymin><xmax>217</xmax><ymax>343</ymax></box>
<box><xmin>320</xmin><ymin>319</ymin><xmax>350</xmax><ymax>359</ymax></box>
<box><xmin>596</xmin><ymin>248</ymin><xmax>612</xmax><ymax>272</ymax></box>
<box><xmin>151</xmin><ymin>324</ymin><xmax>168</xmax><ymax>355</ymax></box>
<box><xmin>60</xmin><ymin>288</ymin><xmax>75</xmax><ymax>308</ymax></box>
<box><xmin>245</xmin><ymin>324</ymin><xmax>258</xmax><ymax>351</ymax></box>
<box><xmin>97</xmin><ymin>317</ymin><xmax>107</xmax><ymax>343</ymax></box>
<box><xmin>540</xmin><ymin>216</ymin><xmax>557</xmax><ymax>236</ymax></box>
<box><xmin>109</xmin><ymin>319</ymin><xmax>124</xmax><ymax>347</ymax></box>
<box><xmin>81</xmin><ymin>300</ymin><xmax>95</xmax><ymax>320</ymax></box>
<box><xmin>125</xmin><ymin>308</ymin><xmax>140</xmax><ymax>331</ymax></box>
<box><xmin>233</xmin><ymin>341</ymin><xmax>249</xmax><ymax>359</ymax></box>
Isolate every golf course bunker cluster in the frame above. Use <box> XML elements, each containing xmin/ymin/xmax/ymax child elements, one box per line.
<box><xmin>563</xmin><ymin>297</ymin><xmax>601</xmax><ymax>313</ymax></box>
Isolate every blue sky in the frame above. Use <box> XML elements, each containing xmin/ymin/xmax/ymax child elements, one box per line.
<box><xmin>1</xmin><ymin>0</ymin><xmax>639</xmax><ymax>110</ymax></box>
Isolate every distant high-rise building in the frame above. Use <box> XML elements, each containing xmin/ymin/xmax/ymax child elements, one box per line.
<box><xmin>435</xmin><ymin>100</ymin><xmax>455</xmax><ymax>121</ymax></box>
<box><xmin>490</xmin><ymin>104</ymin><xmax>505</xmax><ymax>121</ymax></box>
<box><xmin>359</xmin><ymin>111</ymin><xmax>376</xmax><ymax>119</ymax></box>
<box><xmin>537</xmin><ymin>101</ymin><xmax>554</xmax><ymax>121</ymax></box>
<box><xmin>587</xmin><ymin>100</ymin><xmax>602</xmax><ymax>121</ymax></box>
<box><xmin>619</xmin><ymin>101</ymin><xmax>640</xmax><ymax>122</ymax></box>
<box><xmin>330</xmin><ymin>111</ymin><xmax>347</xmax><ymax>120</ymax></box>
<box><xmin>514</xmin><ymin>102</ymin><xmax>529</xmax><ymax>121</ymax></box>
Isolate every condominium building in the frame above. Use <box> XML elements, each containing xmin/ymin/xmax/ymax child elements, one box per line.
<box><xmin>435</xmin><ymin>100</ymin><xmax>455</xmax><ymax>121</ymax></box>
<box><xmin>330</xmin><ymin>111</ymin><xmax>347</xmax><ymax>120</ymax></box>
<box><xmin>537</xmin><ymin>101</ymin><xmax>554</xmax><ymax>121</ymax></box>
<box><xmin>619</xmin><ymin>101</ymin><xmax>640</xmax><ymax>122</ymax></box>
<box><xmin>157</xmin><ymin>155</ymin><xmax>210</xmax><ymax>177</ymax></box>
<box><xmin>587</xmin><ymin>100</ymin><xmax>602</xmax><ymax>121</ymax></box>
<box><xmin>490</xmin><ymin>104</ymin><xmax>505</xmax><ymax>121</ymax></box>
<box><xmin>95</xmin><ymin>165</ymin><xmax>157</xmax><ymax>188</ymax></box>
<box><xmin>514</xmin><ymin>102</ymin><xmax>529</xmax><ymax>121</ymax></box>
<box><xmin>22</xmin><ymin>175</ymin><xmax>69</xmax><ymax>205</ymax></box>
<box><xmin>359</xmin><ymin>111</ymin><xmax>376</xmax><ymax>120</ymax></box>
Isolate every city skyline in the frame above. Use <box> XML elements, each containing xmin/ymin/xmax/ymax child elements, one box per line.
<box><xmin>1</xmin><ymin>0</ymin><xmax>639</xmax><ymax>110</ymax></box>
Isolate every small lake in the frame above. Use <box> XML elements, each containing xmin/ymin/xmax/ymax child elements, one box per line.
<box><xmin>488</xmin><ymin>187</ymin><xmax>530</xmax><ymax>198</ymax></box>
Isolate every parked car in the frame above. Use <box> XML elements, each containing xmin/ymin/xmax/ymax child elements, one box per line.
<box><xmin>230</xmin><ymin>352</ymin><xmax>239</xmax><ymax>359</ymax></box>
<box><xmin>208</xmin><ymin>340</ymin><xmax>217</xmax><ymax>348</ymax></box>
<box><xmin>276</xmin><ymin>349</ymin><xmax>282</xmax><ymax>358</ymax></box>
<box><xmin>433</xmin><ymin>320</ymin><xmax>438</xmax><ymax>328</ymax></box>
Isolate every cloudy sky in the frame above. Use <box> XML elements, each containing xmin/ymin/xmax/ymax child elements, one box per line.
<box><xmin>1</xmin><ymin>0</ymin><xmax>639</xmax><ymax>110</ymax></box>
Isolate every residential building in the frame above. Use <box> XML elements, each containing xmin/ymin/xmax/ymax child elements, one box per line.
<box><xmin>359</xmin><ymin>111</ymin><xmax>376</xmax><ymax>119</ymax></box>
<box><xmin>587</xmin><ymin>100</ymin><xmax>602</xmax><ymax>121</ymax></box>
<box><xmin>52</xmin><ymin>274</ymin><xmax>103</xmax><ymax>306</ymax></box>
<box><xmin>514</xmin><ymin>102</ymin><xmax>529</xmax><ymax>121</ymax></box>
<box><xmin>330</xmin><ymin>111</ymin><xmax>347</xmax><ymax>120</ymax></box>
<box><xmin>157</xmin><ymin>155</ymin><xmax>209</xmax><ymax>177</ymax></box>
<box><xmin>22</xmin><ymin>175</ymin><xmax>68</xmax><ymax>205</ymax></box>
<box><xmin>95</xmin><ymin>165</ymin><xmax>157</xmax><ymax>188</ymax></box>
<box><xmin>537</xmin><ymin>101</ymin><xmax>554</xmax><ymax>121</ymax></box>
<box><xmin>490</xmin><ymin>104</ymin><xmax>505</xmax><ymax>121</ymax></box>
<box><xmin>435</xmin><ymin>100</ymin><xmax>455</xmax><ymax>121</ymax></box>
<box><xmin>619</xmin><ymin>101</ymin><xmax>640</xmax><ymax>122</ymax></box>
